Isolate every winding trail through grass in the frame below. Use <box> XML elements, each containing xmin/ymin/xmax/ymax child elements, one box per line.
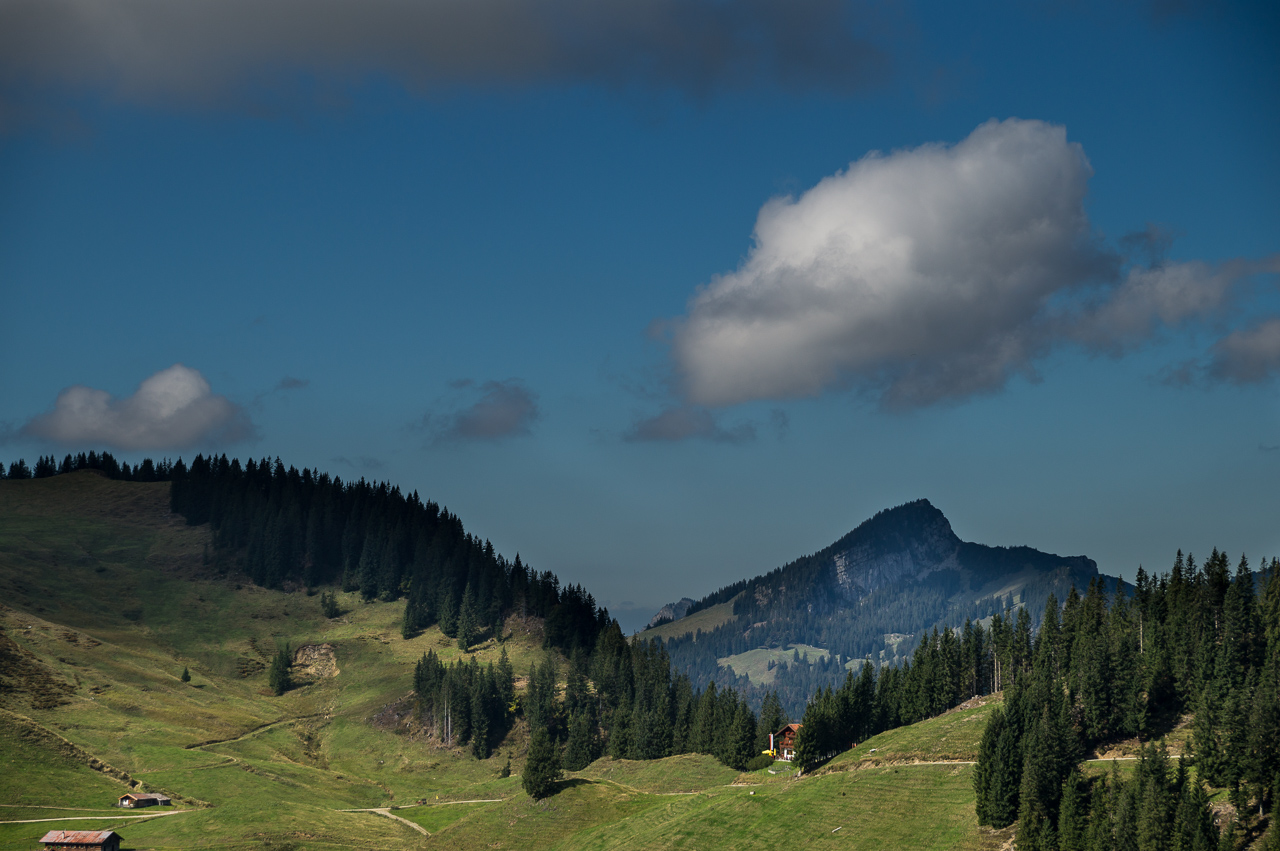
<box><xmin>335</xmin><ymin>799</ymin><xmax>508</xmax><ymax>839</ymax></box>
<box><xmin>339</xmin><ymin>807</ymin><xmax>431</xmax><ymax>836</ymax></box>
<box><xmin>0</xmin><ymin>810</ymin><xmax>191</xmax><ymax>824</ymax></box>
<box><xmin>134</xmin><ymin>758</ymin><xmax>238</xmax><ymax>774</ymax></box>
<box><xmin>0</xmin><ymin>806</ymin><xmax>114</xmax><ymax>812</ymax></box>
<box><xmin>183</xmin><ymin>712</ymin><xmax>331</xmax><ymax>752</ymax></box>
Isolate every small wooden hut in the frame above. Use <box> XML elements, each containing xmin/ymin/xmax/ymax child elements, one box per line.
<box><xmin>774</xmin><ymin>723</ymin><xmax>802</xmax><ymax>761</ymax></box>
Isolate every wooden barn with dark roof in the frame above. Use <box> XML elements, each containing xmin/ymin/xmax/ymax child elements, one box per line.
<box><xmin>119</xmin><ymin>792</ymin><xmax>170</xmax><ymax>808</ymax></box>
<box><xmin>38</xmin><ymin>830</ymin><xmax>121</xmax><ymax>851</ymax></box>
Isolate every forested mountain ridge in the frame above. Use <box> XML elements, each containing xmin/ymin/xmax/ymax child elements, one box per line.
<box><xmin>0</xmin><ymin>453</ymin><xmax>786</xmax><ymax>776</ymax></box>
<box><xmin>2</xmin><ymin>450</ymin><xmax>612</xmax><ymax>656</ymax></box>
<box><xmin>802</xmin><ymin>498</ymin><xmax>1096</xmax><ymax>603</ymax></box>
<box><xmin>681</xmin><ymin>498</ymin><xmax>1099</xmax><ymax>615</ymax></box>
<box><xmin>649</xmin><ymin>499</ymin><xmax>1114</xmax><ymax>716</ymax></box>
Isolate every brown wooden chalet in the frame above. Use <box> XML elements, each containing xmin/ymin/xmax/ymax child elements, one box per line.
<box><xmin>774</xmin><ymin>723</ymin><xmax>802</xmax><ymax>761</ymax></box>
<box><xmin>39</xmin><ymin>830</ymin><xmax>121</xmax><ymax>851</ymax></box>
<box><xmin>119</xmin><ymin>792</ymin><xmax>170</xmax><ymax>808</ymax></box>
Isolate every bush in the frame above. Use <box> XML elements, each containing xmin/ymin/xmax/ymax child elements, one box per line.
<box><xmin>745</xmin><ymin>753</ymin><xmax>776</xmax><ymax>772</ymax></box>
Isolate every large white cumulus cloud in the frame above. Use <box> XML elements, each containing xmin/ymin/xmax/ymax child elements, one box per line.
<box><xmin>669</xmin><ymin>118</ymin><xmax>1258</xmax><ymax>409</ymax></box>
<box><xmin>22</xmin><ymin>364</ymin><xmax>254</xmax><ymax>450</ymax></box>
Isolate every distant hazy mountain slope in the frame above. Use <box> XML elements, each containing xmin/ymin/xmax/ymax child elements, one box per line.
<box><xmin>647</xmin><ymin>499</ymin><xmax>1114</xmax><ymax>716</ymax></box>
<box><xmin>728</xmin><ymin>499</ymin><xmax>1097</xmax><ymax>612</ymax></box>
<box><xmin>647</xmin><ymin>597</ymin><xmax>696</xmax><ymax>628</ymax></box>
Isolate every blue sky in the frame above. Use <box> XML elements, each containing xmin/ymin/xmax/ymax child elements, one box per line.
<box><xmin>2</xmin><ymin>0</ymin><xmax>1278</xmax><ymax>631</ymax></box>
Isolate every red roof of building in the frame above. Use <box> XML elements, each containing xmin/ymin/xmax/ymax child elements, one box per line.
<box><xmin>39</xmin><ymin>830</ymin><xmax>119</xmax><ymax>845</ymax></box>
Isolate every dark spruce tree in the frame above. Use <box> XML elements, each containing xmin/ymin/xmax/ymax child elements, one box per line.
<box><xmin>1057</xmin><ymin>768</ymin><xmax>1087</xmax><ymax>851</ymax></box>
<box><xmin>320</xmin><ymin>591</ymin><xmax>341</xmax><ymax>619</ymax></box>
<box><xmin>269</xmin><ymin>644</ymin><xmax>293</xmax><ymax>696</ymax></box>
<box><xmin>755</xmin><ymin>690</ymin><xmax>787</xmax><ymax>753</ymax></box>
<box><xmin>522</xmin><ymin>727</ymin><xmax>562</xmax><ymax>800</ymax></box>
<box><xmin>457</xmin><ymin>583</ymin><xmax>479</xmax><ymax>651</ymax></box>
<box><xmin>563</xmin><ymin>709</ymin><xmax>602</xmax><ymax>771</ymax></box>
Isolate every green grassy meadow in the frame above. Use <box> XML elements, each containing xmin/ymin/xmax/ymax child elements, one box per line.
<box><xmin>823</xmin><ymin>697</ymin><xmax>998</xmax><ymax>771</ymax></box>
<box><xmin>1</xmin><ymin>473</ymin><xmax>1011</xmax><ymax>850</ymax></box>
<box><xmin>636</xmin><ymin>600</ymin><xmax>737</xmax><ymax>643</ymax></box>
<box><xmin>717</xmin><ymin>643</ymin><xmax>853</xmax><ymax>686</ymax></box>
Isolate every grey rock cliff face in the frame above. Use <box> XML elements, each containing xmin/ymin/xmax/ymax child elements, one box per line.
<box><xmin>829</xmin><ymin>500</ymin><xmax>964</xmax><ymax>601</ymax></box>
<box><xmin>822</xmin><ymin>499</ymin><xmax>1097</xmax><ymax>604</ymax></box>
<box><xmin>648</xmin><ymin>597</ymin><xmax>696</xmax><ymax>628</ymax></box>
<box><xmin>833</xmin><ymin>513</ymin><xmax>963</xmax><ymax>600</ymax></box>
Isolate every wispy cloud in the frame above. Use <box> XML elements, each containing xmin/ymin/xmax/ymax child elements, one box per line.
<box><xmin>625</xmin><ymin>405</ymin><xmax>755</xmax><ymax>444</ymax></box>
<box><xmin>250</xmin><ymin>375</ymin><xmax>311</xmax><ymax>408</ymax></box>
<box><xmin>418</xmin><ymin>379</ymin><xmax>540</xmax><ymax>444</ymax></box>
<box><xmin>0</xmin><ymin>0</ymin><xmax>894</xmax><ymax>112</ymax></box>
<box><xmin>770</xmin><ymin>408</ymin><xmax>790</xmax><ymax>441</ymax></box>
<box><xmin>1160</xmin><ymin>316</ymin><xmax>1280</xmax><ymax>388</ymax></box>
<box><xmin>1206</xmin><ymin>318</ymin><xmax>1280</xmax><ymax>384</ymax></box>
<box><xmin>19</xmin><ymin>364</ymin><xmax>255</xmax><ymax>450</ymax></box>
<box><xmin>332</xmin><ymin>455</ymin><xmax>385</xmax><ymax>471</ymax></box>
<box><xmin>665</xmin><ymin>118</ymin><xmax>1278</xmax><ymax>410</ymax></box>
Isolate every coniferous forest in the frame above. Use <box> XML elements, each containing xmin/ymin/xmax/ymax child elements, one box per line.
<box><xmin>970</xmin><ymin>552</ymin><xmax>1280</xmax><ymax>850</ymax></box>
<box><xmin>781</xmin><ymin>551</ymin><xmax>1280</xmax><ymax>849</ymax></box>
<box><xmin>5</xmin><ymin>453</ymin><xmax>787</xmax><ymax>772</ymax></box>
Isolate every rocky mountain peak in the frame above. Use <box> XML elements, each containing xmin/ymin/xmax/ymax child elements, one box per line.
<box><xmin>647</xmin><ymin>597</ymin><xmax>696</xmax><ymax>628</ymax></box>
<box><xmin>828</xmin><ymin>499</ymin><xmax>964</xmax><ymax>601</ymax></box>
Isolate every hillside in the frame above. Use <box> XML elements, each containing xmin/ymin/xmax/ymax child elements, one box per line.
<box><xmin>642</xmin><ymin>499</ymin><xmax>1116</xmax><ymax>715</ymax></box>
<box><xmin>0</xmin><ymin>472</ymin><xmax>1019</xmax><ymax>850</ymax></box>
<box><xmin>0</xmin><ymin>473</ymin><xmax>545</xmax><ymax>849</ymax></box>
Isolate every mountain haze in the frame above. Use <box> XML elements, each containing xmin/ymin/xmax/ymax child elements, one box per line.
<box><xmin>827</xmin><ymin>499</ymin><xmax>1097</xmax><ymax>601</ymax></box>
<box><xmin>648</xmin><ymin>499</ymin><xmax>1115</xmax><ymax>714</ymax></box>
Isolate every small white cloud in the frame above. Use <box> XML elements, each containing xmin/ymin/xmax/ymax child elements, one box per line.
<box><xmin>420</xmin><ymin>379</ymin><xmax>539</xmax><ymax>444</ymax></box>
<box><xmin>625</xmin><ymin>405</ymin><xmax>755</xmax><ymax>443</ymax></box>
<box><xmin>21</xmin><ymin>364</ymin><xmax>254</xmax><ymax>450</ymax></box>
<box><xmin>1068</xmin><ymin>261</ymin><xmax>1240</xmax><ymax>351</ymax></box>
<box><xmin>667</xmin><ymin>118</ymin><xmax>1269</xmax><ymax>410</ymax></box>
<box><xmin>1206</xmin><ymin>317</ymin><xmax>1280</xmax><ymax>384</ymax></box>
